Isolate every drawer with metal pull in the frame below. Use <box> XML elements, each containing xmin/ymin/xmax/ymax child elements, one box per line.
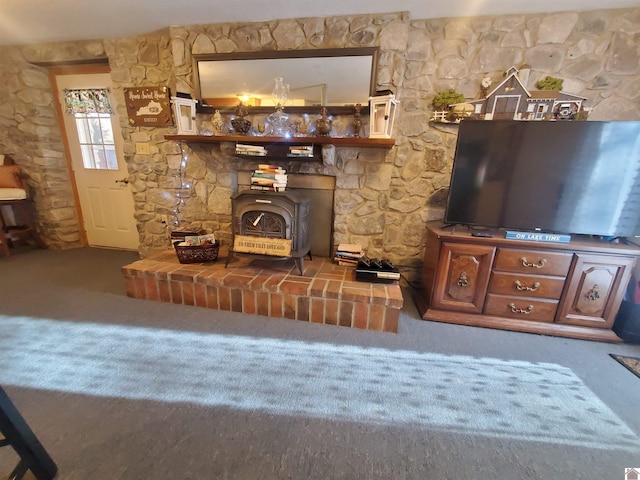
<box><xmin>488</xmin><ymin>271</ymin><xmax>566</xmax><ymax>299</ymax></box>
<box><xmin>493</xmin><ymin>248</ymin><xmax>572</xmax><ymax>276</ymax></box>
<box><xmin>484</xmin><ymin>294</ymin><xmax>558</xmax><ymax>322</ymax></box>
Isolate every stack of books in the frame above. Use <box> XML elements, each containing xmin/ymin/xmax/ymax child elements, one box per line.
<box><xmin>236</xmin><ymin>144</ymin><xmax>267</xmax><ymax>156</ymax></box>
<box><xmin>250</xmin><ymin>164</ymin><xmax>288</xmax><ymax>192</ymax></box>
<box><xmin>334</xmin><ymin>243</ymin><xmax>365</xmax><ymax>266</ymax></box>
<box><xmin>170</xmin><ymin>228</ymin><xmax>205</xmax><ymax>244</ymax></box>
<box><xmin>287</xmin><ymin>145</ymin><xmax>315</xmax><ymax>158</ymax></box>
<box><xmin>178</xmin><ymin>232</ymin><xmax>216</xmax><ymax>246</ymax></box>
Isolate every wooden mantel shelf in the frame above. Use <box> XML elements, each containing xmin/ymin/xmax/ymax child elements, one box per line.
<box><xmin>165</xmin><ymin>134</ymin><xmax>395</xmax><ymax>149</ymax></box>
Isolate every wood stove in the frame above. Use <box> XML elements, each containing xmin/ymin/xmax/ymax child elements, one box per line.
<box><xmin>227</xmin><ymin>190</ymin><xmax>311</xmax><ymax>274</ymax></box>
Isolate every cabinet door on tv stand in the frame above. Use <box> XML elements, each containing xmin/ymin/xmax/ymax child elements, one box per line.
<box><xmin>432</xmin><ymin>242</ymin><xmax>496</xmax><ymax>314</ymax></box>
<box><xmin>557</xmin><ymin>253</ymin><xmax>636</xmax><ymax>329</ymax></box>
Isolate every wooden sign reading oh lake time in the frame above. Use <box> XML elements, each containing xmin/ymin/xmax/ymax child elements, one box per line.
<box><xmin>123</xmin><ymin>86</ymin><xmax>172</xmax><ymax>127</ymax></box>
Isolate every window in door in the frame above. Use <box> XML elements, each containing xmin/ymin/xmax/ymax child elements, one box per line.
<box><xmin>74</xmin><ymin>113</ymin><xmax>117</xmax><ymax>170</ymax></box>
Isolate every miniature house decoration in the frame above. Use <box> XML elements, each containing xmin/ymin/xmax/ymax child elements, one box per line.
<box><xmin>368</xmin><ymin>93</ymin><xmax>398</xmax><ymax>138</ymax></box>
<box><xmin>431</xmin><ymin>66</ymin><xmax>588</xmax><ymax>123</ymax></box>
<box><xmin>171</xmin><ymin>96</ymin><xmax>198</xmax><ymax>135</ymax></box>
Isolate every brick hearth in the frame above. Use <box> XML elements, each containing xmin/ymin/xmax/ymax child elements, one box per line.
<box><xmin>121</xmin><ymin>249</ymin><xmax>403</xmax><ymax>333</ymax></box>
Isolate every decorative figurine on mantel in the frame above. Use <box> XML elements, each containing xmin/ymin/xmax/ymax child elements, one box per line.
<box><xmin>352</xmin><ymin>103</ymin><xmax>362</xmax><ymax>138</ymax></box>
<box><xmin>315</xmin><ymin>106</ymin><xmax>332</xmax><ymax>136</ymax></box>
<box><xmin>267</xmin><ymin>106</ymin><xmax>290</xmax><ymax>136</ymax></box>
<box><xmin>267</xmin><ymin>77</ymin><xmax>291</xmax><ymax>136</ymax></box>
<box><xmin>230</xmin><ymin>102</ymin><xmax>251</xmax><ymax>135</ymax></box>
<box><xmin>299</xmin><ymin>118</ymin><xmax>309</xmax><ymax>136</ymax></box>
<box><xmin>212</xmin><ymin>109</ymin><xmax>225</xmax><ymax>136</ymax></box>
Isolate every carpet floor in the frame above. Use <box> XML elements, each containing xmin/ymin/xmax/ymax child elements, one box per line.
<box><xmin>1</xmin><ymin>246</ymin><xmax>640</xmax><ymax>479</ymax></box>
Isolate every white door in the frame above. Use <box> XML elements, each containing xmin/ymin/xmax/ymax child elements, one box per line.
<box><xmin>56</xmin><ymin>73</ymin><xmax>138</xmax><ymax>250</ymax></box>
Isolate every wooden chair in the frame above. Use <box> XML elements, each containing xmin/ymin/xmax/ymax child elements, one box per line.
<box><xmin>0</xmin><ymin>155</ymin><xmax>46</xmax><ymax>259</ymax></box>
<box><xmin>0</xmin><ymin>384</ymin><xmax>58</xmax><ymax>480</ymax></box>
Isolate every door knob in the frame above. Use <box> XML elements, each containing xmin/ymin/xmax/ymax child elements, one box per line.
<box><xmin>115</xmin><ymin>178</ymin><xmax>129</xmax><ymax>185</ymax></box>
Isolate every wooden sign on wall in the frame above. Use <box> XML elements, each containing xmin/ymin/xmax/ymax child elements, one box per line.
<box><xmin>233</xmin><ymin>235</ymin><xmax>292</xmax><ymax>257</ymax></box>
<box><xmin>123</xmin><ymin>86</ymin><xmax>172</xmax><ymax>127</ymax></box>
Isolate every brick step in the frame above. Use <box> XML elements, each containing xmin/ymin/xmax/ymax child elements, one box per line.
<box><xmin>121</xmin><ymin>248</ymin><xmax>403</xmax><ymax>332</ymax></box>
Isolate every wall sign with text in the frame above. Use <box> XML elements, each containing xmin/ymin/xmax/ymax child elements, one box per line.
<box><xmin>233</xmin><ymin>235</ymin><xmax>292</xmax><ymax>257</ymax></box>
<box><xmin>123</xmin><ymin>86</ymin><xmax>172</xmax><ymax>127</ymax></box>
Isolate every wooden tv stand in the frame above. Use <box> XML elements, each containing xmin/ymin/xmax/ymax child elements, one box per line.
<box><xmin>414</xmin><ymin>222</ymin><xmax>640</xmax><ymax>342</ymax></box>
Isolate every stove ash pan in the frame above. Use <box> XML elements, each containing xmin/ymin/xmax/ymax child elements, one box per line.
<box><xmin>230</xmin><ymin>190</ymin><xmax>311</xmax><ymax>268</ymax></box>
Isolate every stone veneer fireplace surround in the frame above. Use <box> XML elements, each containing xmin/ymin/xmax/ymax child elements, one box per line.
<box><xmin>168</xmin><ymin>135</ymin><xmax>394</xmax><ymax>262</ymax></box>
<box><xmin>121</xmin><ymin>136</ymin><xmax>402</xmax><ymax>332</ymax></box>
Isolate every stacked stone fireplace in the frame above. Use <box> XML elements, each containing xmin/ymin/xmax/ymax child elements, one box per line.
<box><xmin>121</xmin><ymin>167</ymin><xmax>403</xmax><ymax>332</ymax></box>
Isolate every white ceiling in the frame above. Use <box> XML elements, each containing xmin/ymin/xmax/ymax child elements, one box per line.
<box><xmin>0</xmin><ymin>0</ymin><xmax>639</xmax><ymax>46</ymax></box>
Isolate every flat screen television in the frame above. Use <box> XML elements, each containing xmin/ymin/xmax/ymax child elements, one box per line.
<box><xmin>444</xmin><ymin>120</ymin><xmax>640</xmax><ymax>238</ymax></box>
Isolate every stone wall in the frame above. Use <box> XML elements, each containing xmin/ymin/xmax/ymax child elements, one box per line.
<box><xmin>103</xmin><ymin>32</ymin><xmax>178</xmax><ymax>254</ymax></box>
<box><xmin>0</xmin><ymin>42</ymin><xmax>105</xmax><ymax>249</ymax></box>
<box><xmin>166</xmin><ymin>8</ymin><xmax>640</xmax><ymax>274</ymax></box>
<box><xmin>0</xmin><ymin>8</ymin><xmax>638</xmax><ymax>278</ymax></box>
<box><xmin>168</xmin><ymin>13</ymin><xmax>408</xmax><ymax>261</ymax></box>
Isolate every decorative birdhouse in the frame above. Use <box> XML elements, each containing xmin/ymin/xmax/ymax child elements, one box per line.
<box><xmin>368</xmin><ymin>93</ymin><xmax>398</xmax><ymax>138</ymax></box>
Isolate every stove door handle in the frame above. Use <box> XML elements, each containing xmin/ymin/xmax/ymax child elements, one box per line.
<box><xmin>252</xmin><ymin>213</ymin><xmax>265</xmax><ymax>226</ymax></box>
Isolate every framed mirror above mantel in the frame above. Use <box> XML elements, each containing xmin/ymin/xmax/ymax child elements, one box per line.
<box><xmin>193</xmin><ymin>47</ymin><xmax>379</xmax><ymax>115</ymax></box>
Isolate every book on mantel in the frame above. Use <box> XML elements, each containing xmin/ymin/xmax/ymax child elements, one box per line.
<box><xmin>236</xmin><ymin>144</ymin><xmax>267</xmax><ymax>156</ymax></box>
<box><xmin>287</xmin><ymin>145</ymin><xmax>315</xmax><ymax>158</ymax></box>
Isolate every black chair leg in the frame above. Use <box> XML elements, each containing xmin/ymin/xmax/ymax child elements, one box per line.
<box><xmin>8</xmin><ymin>458</ymin><xmax>29</xmax><ymax>480</ymax></box>
<box><xmin>0</xmin><ymin>386</ymin><xmax>57</xmax><ymax>480</ymax></box>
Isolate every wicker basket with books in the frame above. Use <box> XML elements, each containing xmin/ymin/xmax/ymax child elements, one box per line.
<box><xmin>173</xmin><ymin>233</ymin><xmax>219</xmax><ymax>264</ymax></box>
